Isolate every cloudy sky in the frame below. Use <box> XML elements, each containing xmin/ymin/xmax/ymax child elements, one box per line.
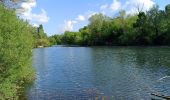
<box><xmin>18</xmin><ymin>0</ymin><xmax>170</xmax><ymax>35</ymax></box>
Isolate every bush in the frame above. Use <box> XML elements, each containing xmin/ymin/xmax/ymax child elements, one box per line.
<box><xmin>0</xmin><ymin>4</ymin><xmax>34</xmax><ymax>99</ymax></box>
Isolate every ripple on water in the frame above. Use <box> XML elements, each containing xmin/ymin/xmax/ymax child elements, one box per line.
<box><xmin>27</xmin><ymin>47</ymin><xmax>170</xmax><ymax>100</ymax></box>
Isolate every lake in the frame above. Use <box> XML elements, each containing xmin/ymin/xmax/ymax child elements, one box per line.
<box><xmin>26</xmin><ymin>46</ymin><xmax>170</xmax><ymax>100</ymax></box>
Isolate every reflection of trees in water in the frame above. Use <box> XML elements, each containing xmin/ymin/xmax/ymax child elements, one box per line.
<box><xmin>131</xmin><ymin>47</ymin><xmax>170</xmax><ymax>70</ymax></box>
<box><xmin>128</xmin><ymin>47</ymin><xmax>170</xmax><ymax>95</ymax></box>
<box><xmin>89</xmin><ymin>47</ymin><xmax>170</xmax><ymax>98</ymax></box>
<box><xmin>89</xmin><ymin>47</ymin><xmax>146</xmax><ymax>98</ymax></box>
<box><xmin>33</xmin><ymin>48</ymin><xmax>49</xmax><ymax>76</ymax></box>
<box><xmin>29</xmin><ymin>47</ymin><xmax>170</xmax><ymax>99</ymax></box>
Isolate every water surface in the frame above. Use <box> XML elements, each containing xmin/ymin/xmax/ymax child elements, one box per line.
<box><xmin>27</xmin><ymin>46</ymin><xmax>170</xmax><ymax>100</ymax></box>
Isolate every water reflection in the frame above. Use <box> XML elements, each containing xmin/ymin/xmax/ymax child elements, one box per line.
<box><xmin>27</xmin><ymin>46</ymin><xmax>170</xmax><ymax>100</ymax></box>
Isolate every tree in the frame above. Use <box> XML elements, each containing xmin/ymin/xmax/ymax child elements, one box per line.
<box><xmin>51</xmin><ymin>3</ymin><xmax>170</xmax><ymax>46</ymax></box>
<box><xmin>133</xmin><ymin>12</ymin><xmax>152</xmax><ymax>45</ymax></box>
<box><xmin>33</xmin><ymin>24</ymin><xmax>50</xmax><ymax>47</ymax></box>
<box><xmin>165</xmin><ymin>4</ymin><xmax>170</xmax><ymax>32</ymax></box>
<box><xmin>119</xmin><ymin>15</ymin><xmax>138</xmax><ymax>45</ymax></box>
<box><xmin>61</xmin><ymin>31</ymin><xmax>83</xmax><ymax>45</ymax></box>
<box><xmin>79</xmin><ymin>26</ymin><xmax>90</xmax><ymax>45</ymax></box>
<box><xmin>48</xmin><ymin>34</ymin><xmax>62</xmax><ymax>45</ymax></box>
<box><xmin>159</xmin><ymin>4</ymin><xmax>170</xmax><ymax>45</ymax></box>
<box><xmin>0</xmin><ymin>4</ymin><xmax>34</xmax><ymax>99</ymax></box>
<box><xmin>38</xmin><ymin>24</ymin><xmax>47</xmax><ymax>39</ymax></box>
<box><xmin>88</xmin><ymin>13</ymin><xmax>110</xmax><ymax>45</ymax></box>
<box><xmin>146</xmin><ymin>5</ymin><xmax>160</xmax><ymax>43</ymax></box>
<box><xmin>165</xmin><ymin>4</ymin><xmax>170</xmax><ymax>15</ymax></box>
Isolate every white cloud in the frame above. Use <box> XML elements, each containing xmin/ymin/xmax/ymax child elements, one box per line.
<box><xmin>60</xmin><ymin>14</ymin><xmax>87</xmax><ymax>33</ymax></box>
<box><xmin>21</xmin><ymin>0</ymin><xmax>36</xmax><ymax>11</ymax></box>
<box><xmin>61</xmin><ymin>20</ymin><xmax>77</xmax><ymax>32</ymax></box>
<box><xmin>58</xmin><ymin>0</ymin><xmax>155</xmax><ymax>34</ymax></box>
<box><xmin>32</xmin><ymin>23</ymin><xmax>39</xmax><ymax>27</ymax></box>
<box><xmin>86</xmin><ymin>11</ymin><xmax>98</xmax><ymax>18</ymax></box>
<box><xmin>60</xmin><ymin>11</ymin><xmax>100</xmax><ymax>33</ymax></box>
<box><xmin>17</xmin><ymin>0</ymin><xmax>49</xmax><ymax>24</ymax></box>
<box><xmin>76</xmin><ymin>15</ymin><xmax>85</xmax><ymax>21</ymax></box>
<box><xmin>99</xmin><ymin>0</ymin><xmax>155</xmax><ymax>15</ymax></box>
<box><xmin>110</xmin><ymin>0</ymin><xmax>121</xmax><ymax>12</ymax></box>
<box><xmin>100</xmin><ymin>4</ymin><xmax>108</xmax><ymax>10</ymax></box>
<box><xmin>23</xmin><ymin>9</ymin><xmax>49</xmax><ymax>23</ymax></box>
<box><xmin>123</xmin><ymin>0</ymin><xmax>155</xmax><ymax>14</ymax></box>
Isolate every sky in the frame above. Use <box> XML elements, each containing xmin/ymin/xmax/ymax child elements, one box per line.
<box><xmin>18</xmin><ymin>0</ymin><xmax>170</xmax><ymax>36</ymax></box>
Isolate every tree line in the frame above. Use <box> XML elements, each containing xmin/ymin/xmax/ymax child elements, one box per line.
<box><xmin>49</xmin><ymin>4</ymin><xmax>170</xmax><ymax>46</ymax></box>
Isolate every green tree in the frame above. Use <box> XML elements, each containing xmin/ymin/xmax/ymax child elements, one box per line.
<box><xmin>33</xmin><ymin>24</ymin><xmax>49</xmax><ymax>47</ymax></box>
<box><xmin>38</xmin><ymin>24</ymin><xmax>47</xmax><ymax>39</ymax></box>
<box><xmin>79</xmin><ymin>26</ymin><xmax>91</xmax><ymax>45</ymax></box>
<box><xmin>133</xmin><ymin>12</ymin><xmax>152</xmax><ymax>45</ymax></box>
<box><xmin>119</xmin><ymin>15</ymin><xmax>138</xmax><ymax>45</ymax></box>
<box><xmin>61</xmin><ymin>31</ymin><xmax>83</xmax><ymax>45</ymax></box>
<box><xmin>88</xmin><ymin>13</ymin><xmax>110</xmax><ymax>45</ymax></box>
<box><xmin>146</xmin><ymin>5</ymin><xmax>162</xmax><ymax>44</ymax></box>
<box><xmin>48</xmin><ymin>34</ymin><xmax>62</xmax><ymax>45</ymax></box>
<box><xmin>0</xmin><ymin>4</ymin><xmax>34</xmax><ymax>99</ymax></box>
<box><xmin>164</xmin><ymin>4</ymin><xmax>170</xmax><ymax>44</ymax></box>
<box><xmin>51</xmin><ymin>3</ymin><xmax>170</xmax><ymax>46</ymax></box>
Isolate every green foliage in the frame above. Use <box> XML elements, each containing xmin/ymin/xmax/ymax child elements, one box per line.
<box><xmin>78</xmin><ymin>26</ymin><xmax>90</xmax><ymax>45</ymax></box>
<box><xmin>0</xmin><ymin>4</ymin><xmax>34</xmax><ymax>99</ymax></box>
<box><xmin>133</xmin><ymin>12</ymin><xmax>151</xmax><ymax>45</ymax></box>
<box><xmin>49</xmin><ymin>3</ymin><xmax>170</xmax><ymax>46</ymax></box>
<box><xmin>32</xmin><ymin>24</ymin><xmax>50</xmax><ymax>48</ymax></box>
<box><xmin>88</xmin><ymin>13</ymin><xmax>112</xmax><ymax>45</ymax></box>
<box><xmin>61</xmin><ymin>31</ymin><xmax>83</xmax><ymax>45</ymax></box>
<box><xmin>34</xmin><ymin>38</ymin><xmax>50</xmax><ymax>47</ymax></box>
<box><xmin>38</xmin><ymin>24</ymin><xmax>47</xmax><ymax>39</ymax></box>
<box><xmin>48</xmin><ymin>34</ymin><xmax>62</xmax><ymax>46</ymax></box>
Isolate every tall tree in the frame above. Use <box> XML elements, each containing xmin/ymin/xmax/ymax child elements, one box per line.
<box><xmin>88</xmin><ymin>13</ymin><xmax>111</xmax><ymax>45</ymax></box>
<box><xmin>0</xmin><ymin>3</ymin><xmax>34</xmax><ymax>99</ymax></box>
<box><xmin>133</xmin><ymin>12</ymin><xmax>152</xmax><ymax>45</ymax></box>
<box><xmin>38</xmin><ymin>24</ymin><xmax>47</xmax><ymax>39</ymax></box>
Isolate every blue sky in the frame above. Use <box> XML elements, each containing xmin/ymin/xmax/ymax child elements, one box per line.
<box><xmin>19</xmin><ymin>0</ymin><xmax>170</xmax><ymax>36</ymax></box>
